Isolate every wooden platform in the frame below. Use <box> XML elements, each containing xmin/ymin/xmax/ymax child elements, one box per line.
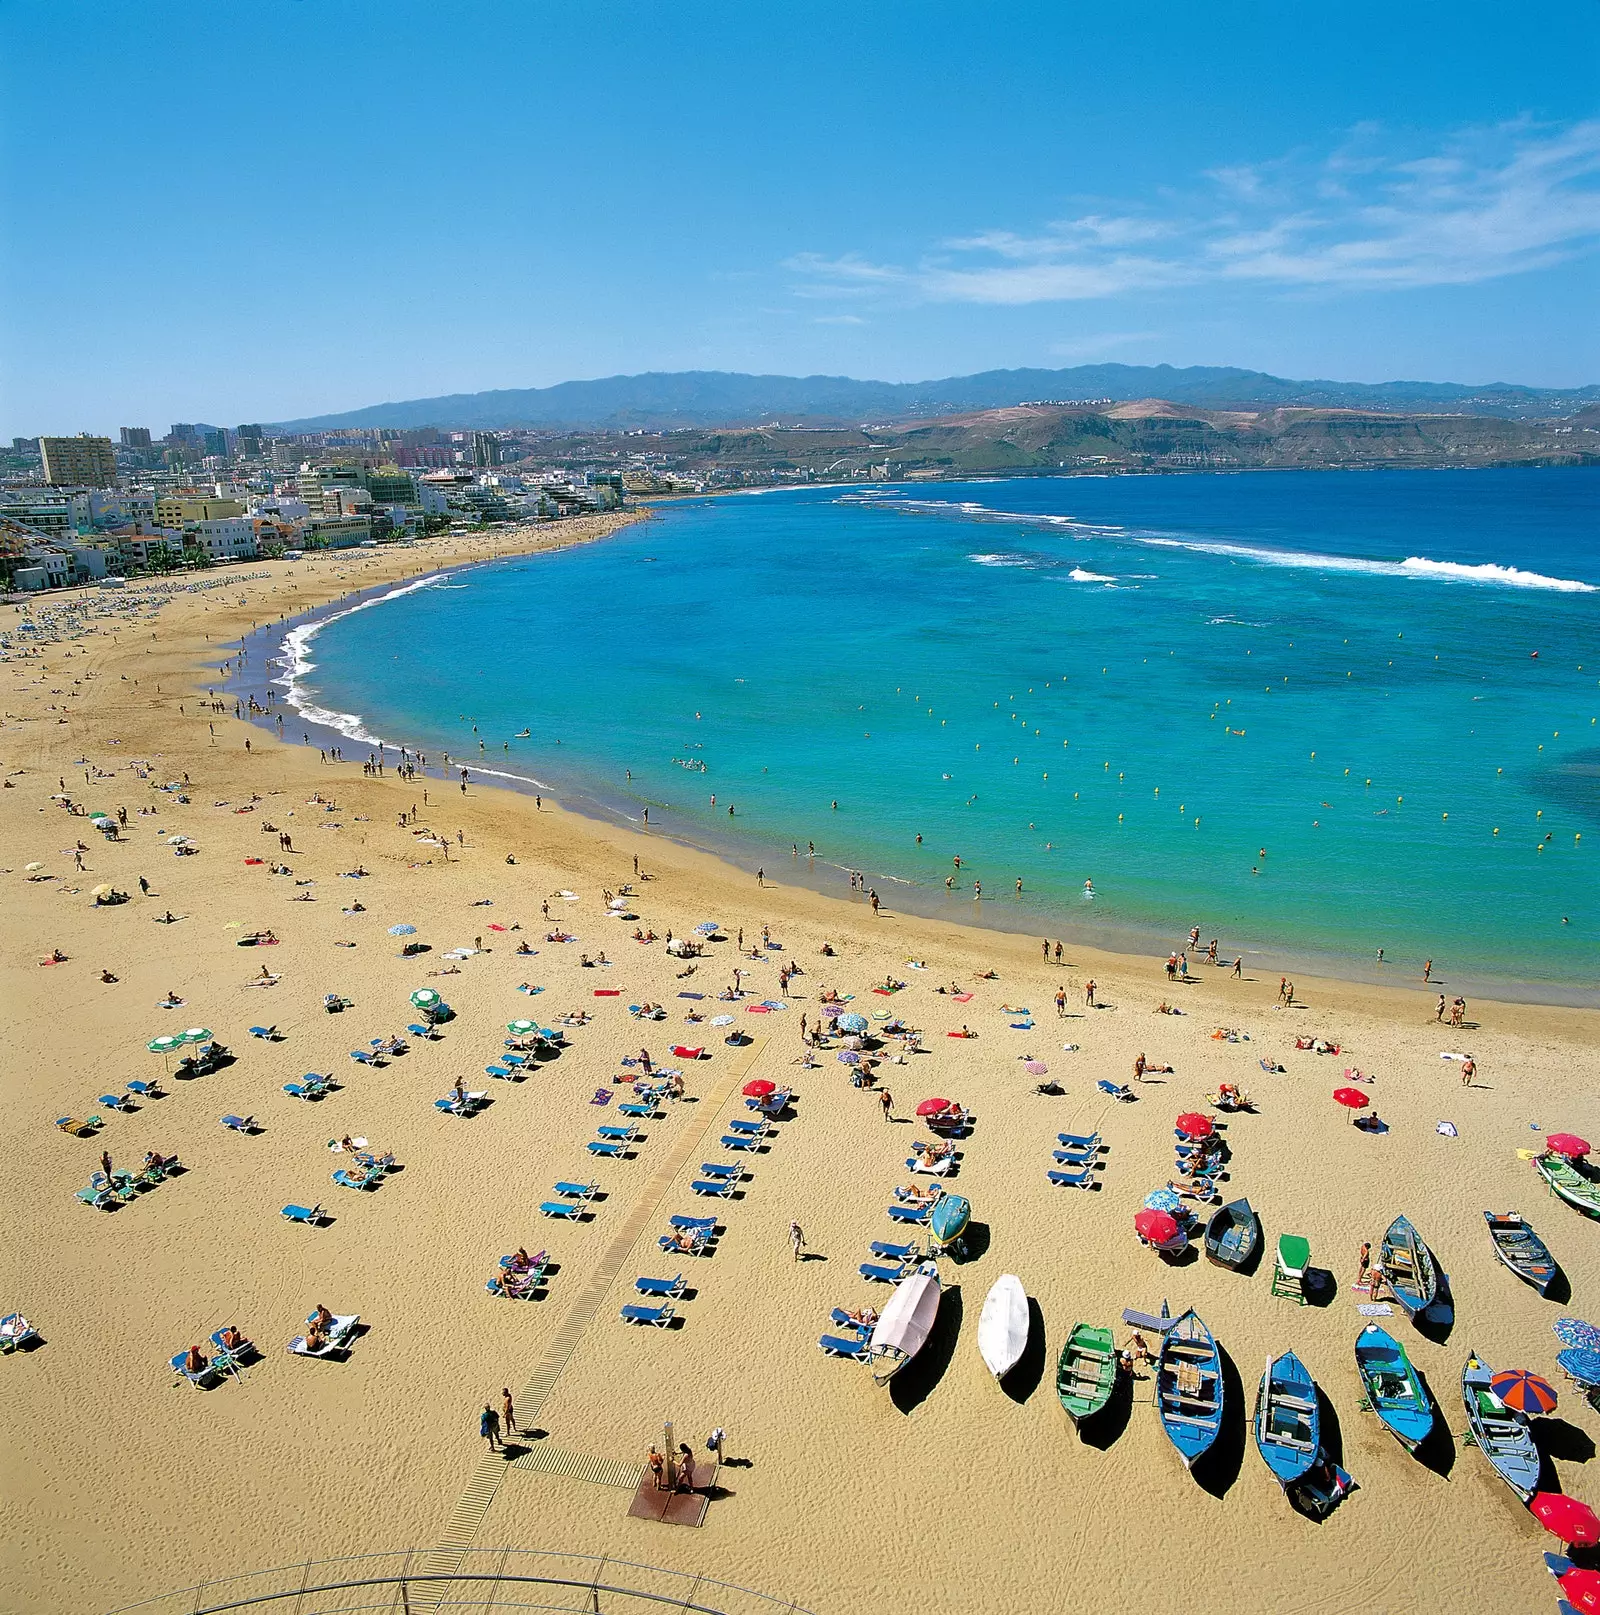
<box><xmin>627</xmin><ymin>1460</ymin><xmax>719</xmax><ymax>1527</ymax></box>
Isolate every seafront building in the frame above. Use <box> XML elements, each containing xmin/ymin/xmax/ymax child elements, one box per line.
<box><xmin>0</xmin><ymin>412</ymin><xmax>638</xmax><ymax>592</ymax></box>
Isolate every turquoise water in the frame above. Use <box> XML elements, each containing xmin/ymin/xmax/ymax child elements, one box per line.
<box><xmin>283</xmin><ymin>468</ymin><xmax>1600</xmax><ymax>994</ymax></box>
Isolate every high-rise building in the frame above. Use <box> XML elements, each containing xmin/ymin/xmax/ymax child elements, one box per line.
<box><xmin>119</xmin><ymin>427</ymin><xmax>153</xmax><ymax>449</ymax></box>
<box><xmin>40</xmin><ymin>435</ymin><xmax>118</xmax><ymax>488</ymax></box>
<box><xmin>202</xmin><ymin>428</ymin><xmax>229</xmax><ymax>459</ymax></box>
<box><xmin>168</xmin><ymin>424</ymin><xmax>200</xmax><ymax>443</ymax></box>
<box><xmin>236</xmin><ymin>424</ymin><xmax>264</xmax><ymax>455</ymax></box>
<box><xmin>473</xmin><ymin>432</ymin><xmax>501</xmax><ymax>468</ymax></box>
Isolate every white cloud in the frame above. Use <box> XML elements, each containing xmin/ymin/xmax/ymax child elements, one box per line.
<box><xmin>788</xmin><ymin>119</ymin><xmax>1600</xmax><ymax>306</ymax></box>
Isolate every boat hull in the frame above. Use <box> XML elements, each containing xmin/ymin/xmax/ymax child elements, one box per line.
<box><xmin>1461</xmin><ymin>1351</ymin><xmax>1541</xmax><ymax>1501</ymax></box>
<box><xmin>1355</xmin><ymin>1324</ymin><xmax>1433</xmax><ymax>1451</ymax></box>
<box><xmin>1380</xmin><ymin>1214</ymin><xmax>1439</xmax><ymax>1317</ymax></box>
<box><xmin>1057</xmin><ymin>1323</ymin><xmax>1117</xmax><ymax>1427</ymax></box>
<box><xmin>978</xmin><ymin>1275</ymin><xmax>1029</xmax><ymax>1379</ymax></box>
<box><xmin>1157</xmin><ymin>1310</ymin><xmax>1223</xmax><ymax>1469</ymax></box>
<box><xmin>1253</xmin><ymin>1351</ymin><xmax>1320</xmax><ymax>1487</ymax></box>
<box><xmin>1483</xmin><ymin>1211</ymin><xmax>1557</xmax><ymax>1297</ymax></box>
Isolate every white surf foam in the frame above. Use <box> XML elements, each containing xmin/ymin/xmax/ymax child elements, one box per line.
<box><xmin>1068</xmin><ymin>567</ymin><xmax>1117</xmax><ymax>583</ymax></box>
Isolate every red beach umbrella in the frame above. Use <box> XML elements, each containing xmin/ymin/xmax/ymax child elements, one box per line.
<box><xmin>742</xmin><ymin>1079</ymin><xmax>776</xmax><ymax>1098</ymax></box>
<box><xmin>1546</xmin><ymin>1133</ymin><xmax>1592</xmax><ymax>1158</ymax></box>
<box><xmin>1559</xmin><ymin>1566</ymin><xmax>1600</xmax><ymax>1615</ymax></box>
<box><xmin>1134</xmin><ymin>1208</ymin><xmax>1180</xmax><ymax>1245</ymax></box>
<box><xmin>1333</xmin><ymin>1087</ymin><xmax>1371</xmax><ymax>1109</ymax></box>
<box><xmin>1531</xmin><ymin>1492</ymin><xmax>1600</xmax><ymax>1546</ymax></box>
<box><xmin>1024</xmin><ymin>1060</ymin><xmax>1049</xmax><ymax>1076</ymax></box>
<box><xmin>916</xmin><ymin>1097</ymin><xmax>954</xmax><ymax>1118</ymax></box>
<box><xmin>1489</xmin><ymin>1368</ymin><xmax>1558</xmax><ymax>1415</ymax></box>
<box><xmin>1175</xmin><ymin>1113</ymin><xmax>1213</xmax><ymax>1138</ymax></box>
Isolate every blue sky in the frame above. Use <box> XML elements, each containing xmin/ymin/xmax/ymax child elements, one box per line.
<box><xmin>3</xmin><ymin>0</ymin><xmax>1597</xmax><ymax>435</ymax></box>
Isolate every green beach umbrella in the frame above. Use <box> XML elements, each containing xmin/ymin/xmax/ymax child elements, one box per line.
<box><xmin>180</xmin><ymin>1027</ymin><xmax>214</xmax><ymax>1044</ymax></box>
<box><xmin>147</xmin><ymin>1034</ymin><xmax>184</xmax><ymax>1055</ymax></box>
<box><xmin>507</xmin><ymin>1019</ymin><xmax>538</xmax><ymax>1036</ymax></box>
<box><xmin>410</xmin><ymin>988</ymin><xmax>441</xmax><ymax>1009</ymax></box>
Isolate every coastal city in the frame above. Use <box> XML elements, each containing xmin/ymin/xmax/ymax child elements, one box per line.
<box><xmin>5</xmin><ymin>6</ymin><xmax>1597</xmax><ymax>1615</ymax></box>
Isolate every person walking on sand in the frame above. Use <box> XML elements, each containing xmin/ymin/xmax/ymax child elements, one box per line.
<box><xmin>879</xmin><ymin>1088</ymin><xmax>894</xmax><ymax>1122</ymax></box>
<box><xmin>1435</xmin><ymin>993</ymin><xmax>1446</xmax><ymax>1022</ymax></box>
<box><xmin>789</xmin><ymin>1221</ymin><xmax>805</xmax><ymax>1262</ymax></box>
<box><xmin>1461</xmin><ymin>1055</ymin><xmax>1476</xmax><ymax>1087</ymax></box>
<box><xmin>501</xmin><ymin>1387</ymin><xmax>517</xmax><ymax>1436</ymax></box>
<box><xmin>1055</xmin><ymin>986</ymin><xmax>1066</xmax><ymax>1017</ymax></box>
<box><xmin>480</xmin><ymin>1405</ymin><xmax>502</xmax><ymax>1451</ymax></box>
<box><xmin>1356</xmin><ymin>1242</ymin><xmax>1371</xmax><ymax>1288</ymax></box>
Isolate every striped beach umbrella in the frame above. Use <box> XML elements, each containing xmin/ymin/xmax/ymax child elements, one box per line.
<box><xmin>1555</xmin><ymin>1318</ymin><xmax>1600</xmax><ymax>1352</ymax></box>
<box><xmin>147</xmin><ymin>1034</ymin><xmax>184</xmax><ymax>1055</ymax></box>
<box><xmin>1489</xmin><ymin>1368</ymin><xmax>1558</xmax><ymax>1415</ymax></box>
<box><xmin>507</xmin><ymin>1019</ymin><xmax>537</xmax><ymax>1036</ymax></box>
<box><xmin>180</xmin><ymin>1027</ymin><xmax>214</xmax><ymax>1044</ymax></box>
<box><xmin>410</xmin><ymin>988</ymin><xmax>441</xmax><ymax>1009</ymax></box>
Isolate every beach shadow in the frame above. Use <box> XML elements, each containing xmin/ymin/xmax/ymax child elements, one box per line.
<box><xmin>1082</xmin><ymin>1363</ymin><xmax>1135</xmax><ymax>1450</ymax></box>
<box><xmin>1161</xmin><ymin>1245</ymin><xmax>1199</xmax><ymax>1268</ymax></box>
<box><xmin>1316</xmin><ymin>1385</ymin><xmax>1345</xmax><ymax>1468</ymax></box>
<box><xmin>798</xmin><ymin>1252</ymin><xmax>828</xmax><ymax>1263</ymax></box>
<box><xmin>1412</xmin><ymin>1376</ymin><xmax>1455</xmax><ymax>1477</ymax></box>
<box><xmin>1413</xmin><ymin>1279</ymin><xmax>1455</xmax><ymax>1345</ymax></box>
<box><xmin>1001</xmin><ymin>1299</ymin><xmax>1048</xmax><ymax>1405</ymax></box>
<box><xmin>1542</xmin><ymin>1267</ymin><xmax>1573</xmax><ymax>1306</ymax></box>
<box><xmin>1303</xmin><ymin>1267</ymin><xmax>1338</xmax><ymax>1308</ymax></box>
<box><xmin>890</xmin><ymin>1285</ymin><xmax>962</xmax><ymax>1415</ymax></box>
<box><xmin>955</xmin><ymin>1222</ymin><xmax>993</xmax><ymax>1264</ymax></box>
<box><xmin>1192</xmin><ymin>1344</ymin><xmax>1247</xmax><ymax>1498</ymax></box>
<box><xmin>1534</xmin><ymin>1416</ymin><xmax>1597</xmax><ymax>1469</ymax></box>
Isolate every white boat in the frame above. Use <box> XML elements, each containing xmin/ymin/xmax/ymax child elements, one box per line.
<box><xmin>978</xmin><ymin>1274</ymin><xmax>1030</xmax><ymax>1380</ymax></box>
<box><xmin>868</xmin><ymin>1269</ymin><xmax>941</xmax><ymax>1384</ymax></box>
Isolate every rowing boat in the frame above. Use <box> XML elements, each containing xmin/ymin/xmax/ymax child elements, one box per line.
<box><xmin>1461</xmin><ymin>1350</ymin><xmax>1541</xmax><ymax>1501</ymax></box>
<box><xmin>1056</xmin><ymin>1322</ymin><xmax>1117</xmax><ymax>1428</ymax></box>
<box><xmin>929</xmin><ymin>1193</ymin><xmax>971</xmax><ymax>1253</ymax></box>
<box><xmin>1483</xmin><ymin>1211</ymin><xmax>1557</xmax><ymax>1297</ymax></box>
<box><xmin>1354</xmin><ymin>1323</ymin><xmax>1433</xmax><ymax>1451</ymax></box>
<box><xmin>1253</xmin><ymin>1351</ymin><xmax>1321</xmax><ymax>1488</ymax></box>
<box><xmin>1535</xmin><ymin>1154</ymin><xmax>1600</xmax><ymax>1219</ymax></box>
<box><xmin>868</xmin><ymin>1269</ymin><xmax>940</xmax><ymax>1385</ymax></box>
<box><xmin>1379</xmin><ymin>1214</ymin><xmax>1439</xmax><ymax>1317</ymax></box>
<box><xmin>977</xmin><ymin>1274</ymin><xmax>1029</xmax><ymax>1380</ymax></box>
<box><xmin>1157</xmin><ymin>1309</ymin><xmax>1223</xmax><ymax>1469</ymax></box>
<box><xmin>1204</xmin><ymin>1198</ymin><xmax>1261</xmax><ymax>1272</ymax></box>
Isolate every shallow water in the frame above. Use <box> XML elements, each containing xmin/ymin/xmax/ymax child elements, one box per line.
<box><xmin>281</xmin><ymin>467</ymin><xmax>1600</xmax><ymax>989</ymax></box>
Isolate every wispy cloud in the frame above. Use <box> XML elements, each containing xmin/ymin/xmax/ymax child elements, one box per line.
<box><xmin>786</xmin><ymin>119</ymin><xmax>1600</xmax><ymax>305</ymax></box>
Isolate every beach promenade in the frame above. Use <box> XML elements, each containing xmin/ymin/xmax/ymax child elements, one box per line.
<box><xmin>3</xmin><ymin>520</ymin><xmax>1597</xmax><ymax>1614</ymax></box>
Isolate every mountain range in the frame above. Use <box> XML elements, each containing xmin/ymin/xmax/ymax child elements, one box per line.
<box><xmin>270</xmin><ymin>364</ymin><xmax>1600</xmax><ymax>433</ymax></box>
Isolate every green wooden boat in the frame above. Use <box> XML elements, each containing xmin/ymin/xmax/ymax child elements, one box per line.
<box><xmin>1535</xmin><ymin>1154</ymin><xmax>1600</xmax><ymax>1219</ymax></box>
<box><xmin>1057</xmin><ymin>1322</ymin><xmax>1117</xmax><ymax>1428</ymax></box>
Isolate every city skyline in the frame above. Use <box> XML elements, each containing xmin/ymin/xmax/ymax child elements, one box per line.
<box><xmin>3</xmin><ymin>1</ymin><xmax>1597</xmax><ymax>437</ymax></box>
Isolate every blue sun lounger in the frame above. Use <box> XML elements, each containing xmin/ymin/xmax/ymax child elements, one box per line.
<box><xmin>618</xmin><ymin>1100</ymin><xmax>657</xmax><ymax>1118</ymax></box>
<box><xmin>659</xmin><ymin>1230</ymin><xmax>711</xmax><ymax>1255</ymax></box>
<box><xmin>726</xmin><ymin>1118</ymin><xmax>765</xmax><ymax>1136</ymax></box>
<box><xmin>1048</xmin><ymin>1165</ymin><xmax>1096</xmax><ymax>1188</ymax></box>
<box><xmin>220</xmin><ymin>1114</ymin><xmax>259</xmax><ymax>1133</ymax></box>
<box><xmin>280</xmin><ymin>1202</ymin><xmax>326</xmax><ymax>1224</ymax></box>
<box><xmin>485</xmin><ymin>1065</ymin><xmax>517</xmax><ymax>1081</ymax></box>
<box><xmin>96</xmin><ymin>1092</ymin><xmax>134</xmax><ymax>1112</ymax></box>
<box><xmin>332</xmin><ymin>1168</ymin><xmax>378</xmax><ymax>1192</ymax></box>
<box><xmin>819</xmin><ymin>1332</ymin><xmax>872</xmax><ymax>1359</ymax></box>
<box><xmin>587</xmin><ymin>1138</ymin><xmax>625</xmax><ymax>1157</ymax></box>
<box><xmin>407</xmin><ymin>1022</ymin><xmax>437</xmax><ymax>1040</ymax></box>
<box><xmin>248</xmin><ymin>1026</ymin><xmax>279</xmax><ymax>1040</ymax></box>
<box><xmin>720</xmin><ymin>1133</ymin><xmax>759</xmax><ymax>1151</ymax></box>
<box><xmin>860</xmin><ymin>1262</ymin><xmax>906</xmax><ymax>1283</ymax></box>
<box><xmin>635</xmin><ymin>1274</ymin><xmax>685</xmax><ymax>1297</ymax></box>
<box><xmin>887</xmin><ymin>1204</ymin><xmax>931</xmax><ymax>1224</ymax></box>
<box><xmin>1058</xmin><ymin>1132</ymin><xmax>1101</xmax><ymax>1150</ymax></box>
<box><xmin>1097</xmin><ymin>1080</ymin><xmax>1135</xmax><ymax>1101</ymax></box>
<box><xmin>349</xmin><ymin>1049</ymin><xmax>383</xmax><ymax>1067</ymax></box>
<box><xmin>621</xmin><ymin>1302</ymin><xmax>674</xmax><ymax>1327</ymax></box>
<box><xmin>283</xmin><ymin>1075</ymin><xmax>331</xmax><ymax>1100</ymax></box>
<box><xmin>698</xmin><ymin>1161</ymin><xmax>739</xmax><ymax>1179</ymax></box>
<box><xmin>691</xmin><ymin>1178</ymin><xmax>736</xmax><ymax>1197</ymax></box>
<box><xmin>671</xmin><ymin>1214</ymin><xmax>717</xmax><ymax>1230</ymax></box>
<box><xmin>596</xmin><ymin>1125</ymin><xmax>637</xmax><ymax>1141</ymax></box>
<box><xmin>1054</xmin><ymin>1148</ymin><xmax>1096</xmax><ymax>1164</ymax></box>
<box><xmin>126</xmin><ymin>1080</ymin><xmax>162</xmax><ymax>1099</ymax></box>
<box><xmin>870</xmin><ymin>1240</ymin><xmax>917</xmax><ymax>1261</ymax></box>
<box><xmin>540</xmin><ymin>1199</ymin><xmax>585</xmax><ymax>1219</ymax></box>
<box><xmin>76</xmin><ymin>1184</ymin><xmax>118</xmax><ymax>1210</ymax></box>
<box><xmin>553</xmin><ymin>1181</ymin><xmax>598</xmax><ymax>1200</ymax></box>
<box><xmin>170</xmin><ymin>1350</ymin><xmax>220</xmax><ymax>1388</ymax></box>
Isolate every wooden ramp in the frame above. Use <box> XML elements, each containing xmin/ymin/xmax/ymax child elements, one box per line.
<box><xmin>414</xmin><ymin>1036</ymin><xmax>770</xmax><ymax>1606</ymax></box>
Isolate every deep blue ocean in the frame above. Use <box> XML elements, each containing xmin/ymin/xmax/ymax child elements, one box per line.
<box><xmin>278</xmin><ymin>468</ymin><xmax>1600</xmax><ymax>995</ymax></box>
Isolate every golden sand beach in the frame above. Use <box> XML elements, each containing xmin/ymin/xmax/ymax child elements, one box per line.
<box><xmin>2</xmin><ymin>517</ymin><xmax>1597</xmax><ymax>1614</ymax></box>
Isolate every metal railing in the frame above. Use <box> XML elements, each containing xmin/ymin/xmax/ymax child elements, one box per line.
<box><xmin>104</xmin><ymin>1550</ymin><xmax>815</xmax><ymax>1615</ymax></box>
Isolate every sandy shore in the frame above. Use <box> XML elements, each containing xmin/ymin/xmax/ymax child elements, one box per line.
<box><xmin>3</xmin><ymin>518</ymin><xmax>1597</xmax><ymax>1614</ymax></box>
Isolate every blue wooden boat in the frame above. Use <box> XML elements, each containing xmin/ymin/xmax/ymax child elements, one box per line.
<box><xmin>1483</xmin><ymin>1211</ymin><xmax>1557</xmax><ymax>1296</ymax></box>
<box><xmin>1379</xmin><ymin>1214</ymin><xmax>1439</xmax><ymax>1317</ymax></box>
<box><xmin>1462</xmin><ymin>1350</ymin><xmax>1542</xmax><ymax>1501</ymax></box>
<box><xmin>1156</xmin><ymin>1309</ymin><xmax>1223</xmax><ymax>1469</ymax></box>
<box><xmin>929</xmin><ymin>1193</ymin><xmax>971</xmax><ymax>1252</ymax></box>
<box><xmin>1354</xmin><ymin>1324</ymin><xmax>1434</xmax><ymax>1451</ymax></box>
<box><xmin>1253</xmin><ymin>1351</ymin><xmax>1321</xmax><ymax>1488</ymax></box>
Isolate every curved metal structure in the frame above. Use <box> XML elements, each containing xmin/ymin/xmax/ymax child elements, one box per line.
<box><xmin>104</xmin><ymin>1549</ymin><xmax>814</xmax><ymax>1615</ymax></box>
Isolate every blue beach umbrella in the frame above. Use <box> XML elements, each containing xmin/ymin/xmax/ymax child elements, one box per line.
<box><xmin>838</xmin><ymin>1012</ymin><xmax>869</xmax><ymax>1033</ymax></box>
<box><xmin>1557</xmin><ymin>1348</ymin><xmax>1600</xmax><ymax>1388</ymax></box>
<box><xmin>1143</xmin><ymin>1188</ymin><xmax>1183</xmax><ymax>1214</ymax></box>
<box><xmin>388</xmin><ymin>923</ymin><xmax>417</xmax><ymax>936</ymax></box>
<box><xmin>1555</xmin><ymin>1318</ymin><xmax>1600</xmax><ymax>1352</ymax></box>
<box><xmin>837</xmin><ymin>1050</ymin><xmax>862</xmax><ymax>1065</ymax></box>
<box><xmin>695</xmin><ymin>922</ymin><xmax>721</xmax><ymax>936</ymax></box>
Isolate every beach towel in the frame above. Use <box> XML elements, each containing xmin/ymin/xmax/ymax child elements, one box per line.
<box><xmin>1357</xmin><ymin>1302</ymin><xmax>1394</xmax><ymax>1316</ymax></box>
<box><xmin>671</xmin><ymin>1045</ymin><xmax>705</xmax><ymax>1059</ymax></box>
<box><xmin>591</xmin><ymin>1089</ymin><xmax>612</xmax><ymax>1106</ymax></box>
<box><xmin>488</xmin><ymin>923</ymin><xmax>507</xmax><ymax>932</ymax></box>
<box><xmin>243</xmin><ymin>857</ymin><xmax>264</xmax><ymax>865</ymax></box>
<box><xmin>678</xmin><ymin>991</ymin><xmax>705</xmax><ymax>999</ymax></box>
<box><xmin>517</xmin><ymin>983</ymin><xmax>543</xmax><ymax>994</ymax></box>
<box><xmin>952</xmin><ymin>992</ymin><xmax>973</xmax><ymax>1003</ymax></box>
<box><xmin>593</xmin><ymin>989</ymin><xmax>621</xmax><ymax>997</ymax></box>
<box><xmin>1436</xmin><ymin>1120</ymin><xmax>1458</xmax><ymax>1137</ymax></box>
<box><xmin>746</xmin><ymin>1004</ymin><xmax>771</xmax><ymax>1014</ymax></box>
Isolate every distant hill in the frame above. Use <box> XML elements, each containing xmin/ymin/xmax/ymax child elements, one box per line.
<box><xmin>270</xmin><ymin>365</ymin><xmax>1600</xmax><ymax>433</ymax></box>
